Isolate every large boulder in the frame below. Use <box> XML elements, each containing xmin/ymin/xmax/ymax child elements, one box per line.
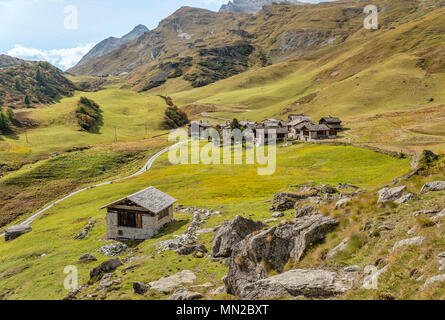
<box><xmin>148</xmin><ymin>270</ymin><xmax>196</xmax><ymax>294</ymax></box>
<box><xmin>74</xmin><ymin>219</ymin><xmax>96</xmax><ymax>240</ymax></box>
<box><xmin>90</xmin><ymin>258</ymin><xmax>123</xmax><ymax>280</ymax></box>
<box><xmin>420</xmin><ymin>181</ymin><xmax>445</xmax><ymax>194</ymax></box>
<box><xmin>211</xmin><ymin>216</ymin><xmax>265</xmax><ymax>258</ymax></box>
<box><xmin>99</xmin><ymin>242</ymin><xmax>128</xmax><ymax>257</ymax></box>
<box><xmin>270</xmin><ymin>192</ymin><xmax>305</xmax><ymax>212</ymax></box>
<box><xmin>295</xmin><ymin>205</ymin><xmax>315</xmax><ymax>218</ymax></box>
<box><xmin>239</xmin><ymin>269</ymin><xmax>352</xmax><ymax>299</ymax></box>
<box><xmin>5</xmin><ymin>225</ymin><xmax>32</xmax><ymax>242</ymax></box>
<box><xmin>393</xmin><ymin>237</ymin><xmax>426</xmax><ymax>252</ymax></box>
<box><xmin>224</xmin><ymin>214</ymin><xmax>339</xmax><ymax>296</ymax></box>
<box><xmin>378</xmin><ymin>186</ymin><xmax>406</xmax><ymax>203</ymax></box>
<box><xmin>133</xmin><ymin>281</ymin><xmax>148</xmax><ymax>295</ymax></box>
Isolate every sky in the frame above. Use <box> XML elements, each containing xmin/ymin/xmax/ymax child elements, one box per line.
<box><xmin>0</xmin><ymin>0</ymin><xmax>327</xmax><ymax>70</ymax></box>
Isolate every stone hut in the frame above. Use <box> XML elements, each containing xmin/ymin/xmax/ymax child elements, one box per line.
<box><xmin>319</xmin><ymin>116</ymin><xmax>343</xmax><ymax>137</ymax></box>
<box><xmin>101</xmin><ymin>187</ymin><xmax>177</xmax><ymax>240</ymax></box>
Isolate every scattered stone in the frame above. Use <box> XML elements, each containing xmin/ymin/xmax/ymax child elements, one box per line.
<box><xmin>378</xmin><ymin>186</ymin><xmax>406</xmax><ymax>203</ymax></box>
<box><xmin>393</xmin><ymin>237</ymin><xmax>426</xmax><ymax>252</ymax></box>
<box><xmin>73</xmin><ymin>219</ymin><xmax>96</xmax><ymax>240</ymax></box>
<box><xmin>424</xmin><ymin>274</ymin><xmax>445</xmax><ymax>288</ymax></box>
<box><xmin>224</xmin><ymin>214</ymin><xmax>339</xmax><ymax>296</ymax></box>
<box><xmin>90</xmin><ymin>258</ymin><xmax>123</xmax><ymax>280</ymax></box>
<box><xmin>338</xmin><ymin>183</ymin><xmax>359</xmax><ymax>190</ymax></box>
<box><xmin>211</xmin><ymin>216</ymin><xmax>265</xmax><ymax>258</ymax></box>
<box><xmin>432</xmin><ymin>208</ymin><xmax>445</xmax><ymax>221</ymax></box>
<box><xmin>63</xmin><ymin>285</ymin><xmax>85</xmax><ymax>300</ymax></box>
<box><xmin>98</xmin><ymin>273</ymin><xmax>121</xmax><ymax>292</ymax></box>
<box><xmin>196</xmin><ymin>228</ymin><xmax>214</xmax><ymax>235</ymax></box>
<box><xmin>133</xmin><ymin>281</ymin><xmax>148</xmax><ymax>295</ymax></box>
<box><xmin>168</xmin><ymin>288</ymin><xmax>202</xmax><ymax>300</ymax></box>
<box><xmin>326</xmin><ymin>238</ymin><xmax>349</xmax><ymax>259</ymax></box>
<box><xmin>4</xmin><ymin>225</ymin><xmax>32</xmax><ymax>242</ymax></box>
<box><xmin>344</xmin><ymin>265</ymin><xmax>360</xmax><ymax>272</ymax></box>
<box><xmin>176</xmin><ymin>244</ymin><xmax>208</xmax><ymax>256</ymax></box>
<box><xmin>122</xmin><ymin>263</ymin><xmax>141</xmax><ymax>272</ymax></box>
<box><xmin>209</xmin><ymin>286</ymin><xmax>226</xmax><ymax>295</ymax></box>
<box><xmin>191</xmin><ymin>282</ymin><xmax>213</xmax><ymax>289</ymax></box>
<box><xmin>239</xmin><ymin>269</ymin><xmax>353</xmax><ymax>299</ymax></box>
<box><xmin>99</xmin><ymin>242</ymin><xmax>128</xmax><ymax>257</ymax></box>
<box><xmin>270</xmin><ymin>192</ymin><xmax>301</xmax><ymax>211</ymax></box>
<box><xmin>421</xmin><ymin>181</ymin><xmax>445</xmax><ymax>194</ymax></box>
<box><xmin>79</xmin><ymin>253</ymin><xmax>97</xmax><ymax>262</ymax></box>
<box><xmin>395</xmin><ymin>193</ymin><xmax>414</xmax><ymax>204</ymax></box>
<box><xmin>335</xmin><ymin>198</ymin><xmax>351</xmax><ymax>209</ymax></box>
<box><xmin>413</xmin><ymin>209</ymin><xmax>440</xmax><ymax>216</ymax></box>
<box><xmin>148</xmin><ymin>270</ymin><xmax>196</xmax><ymax>294</ymax></box>
<box><xmin>272</xmin><ymin>212</ymin><xmax>284</xmax><ymax>218</ymax></box>
<box><xmin>295</xmin><ymin>205</ymin><xmax>315</xmax><ymax>218</ymax></box>
<box><xmin>363</xmin><ymin>266</ymin><xmax>388</xmax><ymax>290</ymax></box>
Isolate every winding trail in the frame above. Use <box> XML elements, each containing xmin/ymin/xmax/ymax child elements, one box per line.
<box><xmin>0</xmin><ymin>141</ymin><xmax>186</xmax><ymax>238</ymax></box>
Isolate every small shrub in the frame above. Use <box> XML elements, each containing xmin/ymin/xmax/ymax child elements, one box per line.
<box><xmin>75</xmin><ymin>96</ymin><xmax>103</xmax><ymax>133</ymax></box>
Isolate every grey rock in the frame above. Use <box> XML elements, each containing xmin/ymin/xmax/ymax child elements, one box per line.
<box><xmin>4</xmin><ymin>225</ymin><xmax>32</xmax><ymax>242</ymax></box>
<box><xmin>209</xmin><ymin>286</ymin><xmax>226</xmax><ymax>295</ymax></box>
<box><xmin>395</xmin><ymin>193</ymin><xmax>415</xmax><ymax>204</ymax></box>
<box><xmin>413</xmin><ymin>209</ymin><xmax>440</xmax><ymax>216</ymax></box>
<box><xmin>239</xmin><ymin>269</ymin><xmax>353</xmax><ymax>299</ymax></box>
<box><xmin>378</xmin><ymin>186</ymin><xmax>406</xmax><ymax>203</ymax></box>
<box><xmin>270</xmin><ymin>192</ymin><xmax>301</xmax><ymax>211</ymax></box>
<box><xmin>176</xmin><ymin>244</ymin><xmax>208</xmax><ymax>256</ymax></box>
<box><xmin>272</xmin><ymin>212</ymin><xmax>284</xmax><ymax>218</ymax></box>
<box><xmin>295</xmin><ymin>205</ymin><xmax>315</xmax><ymax>218</ymax></box>
<box><xmin>393</xmin><ymin>237</ymin><xmax>426</xmax><ymax>252</ymax></box>
<box><xmin>90</xmin><ymin>258</ymin><xmax>123</xmax><ymax>280</ymax></box>
<box><xmin>79</xmin><ymin>253</ymin><xmax>97</xmax><ymax>262</ymax></box>
<box><xmin>363</xmin><ymin>266</ymin><xmax>388</xmax><ymax>289</ymax></box>
<box><xmin>98</xmin><ymin>273</ymin><xmax>121</xmax><ymax>292</ymax></box>
<box><xmin>168</xmin><ymin>288</ymin><xmax>202</xmax><ymax>300</ymax></box>
<box><xmin>421</xmin><ymin>181</ymin><xmax>445</xmax><ymax>194</ymax></box>
<box><xmin>133</xmin><ymin>281</ymin><xmax>148</xmax><ymax>294</ymax></box>
<box><xmin>224</xmin><ymin>214</ymin><xmax>339</xmax><ymax>296</ymax></box>
<box><xmin>211</xmin><ymin>215</ymin><xmax>265</xmax><ymax>258</ymax></box>
<box><xmin>432</xmin><ymin>208</ymin><xmax>445</xmax><ymax>221</ymax></box>
<box><xmin>148</xmin><ymin>270</ymin><xmax>196</xmax><ymax>294</ymax></box>
<box><xmin>220</xmin><ymin>0</ymin><xmax>302</xmax><ymax>14</ymax></box>
<box><xmin>326</xmin><ymin>238</ymin><xmax>349</xmax><ymax>259</ymax></box>
<box><xmin>99</xmin><ymin>242</ymin><xmax>128</xmax><ymax>257</ymax></box>
<box><xmin>344</xmin><ymin>265</ymin><xmax>360</xmax><ymax>272</ymax></box>
<box><xmin>74</xmin><ymin>219</ymin><xmax>96</xmax><ymax>240</ymax></box>
<box><xmin>424</xmin><ymin>274</ymin><xmax>445</xmax><ymax>288</ymax></box>
<box><xmin>335</xmin><ymin>198</ymin><xmax>351</xmax><ymax>209</ymax></box>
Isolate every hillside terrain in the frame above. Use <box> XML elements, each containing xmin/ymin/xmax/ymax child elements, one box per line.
<box><xmin>220</xmin><ymin>0</ymin><xmax>303</xmax><ymax>13</ymax></box>
<box><xmin>74</xmin><ymin>25</ymin><xmax>149</xmax><ymax>67</ymax></box>
<box><xmin>0</xmin><ymin>0</ymin><xmax>445</xmax><ymax>301</ymax></box>
<box><xmin>0</xmin><ymin>60</ymin><xmax>75</xmax><ymax>108</ymax></box>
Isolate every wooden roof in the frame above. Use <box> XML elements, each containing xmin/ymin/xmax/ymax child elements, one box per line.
<box><xmin>100</xmin><ymin>187</ymin><xmax>177</xmax><ymax>214</ymax></box>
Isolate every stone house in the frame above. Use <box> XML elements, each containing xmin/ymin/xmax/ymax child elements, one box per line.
<box><xmin>319</xmin><ymin>116</ymin><xmax>343</xmax><ymax>137</ymax></box>
<box><xmin>291</xmin><ymin>122</ymin><xmax>330</xmax><ymax>141</ymax></box>
<box><xmin>101</xmin><ymin>187</ymin><xmax>177</xmax><ymax>240</ymax></box>
<box><xmin>188</xmin><ymin>121</ymin><xmax>214</xmax><ymax>139</ymax></box>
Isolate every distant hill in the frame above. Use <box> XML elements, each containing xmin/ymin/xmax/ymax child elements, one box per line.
<box><xmin>0</xmin><ymin>54</ymin><xmax>29</xmax><ymax>69</ymax></box>
<box><xmin>0</xmin><ymin>60</ymin><xmax>76</xmax><ymax>108</ymax></box>
<box><xmin>74</xmin><ymin>24</ymin><xmax>149</xmax><ymax>67</ymax></box>
<box><xmin>220</xmin><ymin>0</ymin><xmax>302</xmax><ymax>13</ymax></box>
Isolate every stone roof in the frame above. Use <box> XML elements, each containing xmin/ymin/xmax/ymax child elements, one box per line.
<box><xmin>295</xmin><ymin>123</ymin><xmax>330</xmax><ymax>131</ymax></box>
<box><xmin>101</xmin><ymin>187</ymin><xmax>177</xmax><ymax>214</ymax></box>
<box><xmin>320</xmin><ymin>116</ymin><xmax>342</xmax><ymax>124</ymax></box>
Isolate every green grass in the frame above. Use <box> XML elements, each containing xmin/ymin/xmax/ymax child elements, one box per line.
<box><xmin>0</xmin><ymin>143</ymin><xmax>411</xmax><ymax>299</ymax></box>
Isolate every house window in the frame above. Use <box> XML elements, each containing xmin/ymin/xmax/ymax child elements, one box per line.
<box><xmin>117</xmin><ymin>212</ymin><xmax>143</xmax><ymax>229</ymax></box>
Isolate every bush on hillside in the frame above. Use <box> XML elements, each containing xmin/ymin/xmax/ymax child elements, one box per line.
<box><xmin>75</xmin><ymin>96</ymin><xmax>103</xmax><ymax>133</ymax></box>
<box><xmin>0</xmin><ymin>108</ymin><xmax>12</xmax><ymax>134</ymax></box>
<box><xmin>162</xmin><ymin>99</ymin><xmax>189</xmax><ymax>129</ymax></box>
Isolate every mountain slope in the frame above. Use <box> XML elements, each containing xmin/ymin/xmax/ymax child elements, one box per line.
<box><xmin>74</xmin><ymin>24</ymin><xmax>149</xmax><ymax>67</ymax></box>
<box><xmin>0</xmin><ymin>61</ymin><xmax>75</xmax><ymax>108</ymax></box>
<box><xmin>220</xmin><ymin>0</ymin><xmax>302</xmax><ymax>13</ymax></box>
<box><xmin>0</xmin><ymin>55</ymin><xmax>28</xmax><ymax>69</ymax></box>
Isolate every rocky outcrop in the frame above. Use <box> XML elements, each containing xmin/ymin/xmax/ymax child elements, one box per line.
<box><xmin>74</xmin><ymin>219</ymin><xmax>96</xmax><ymax>240</ymax></box>
<box><xmin>270</xmin><ymin>192</ymin><xmax>301</xmax><ymax>211</ymax></box>
<box><xmin>295</xmin><ymin>205</ymin><xmax>315</xmax><ymax>218</ymax></box>
<box><xmin>393</xmin><ymin>237</ymin><xmax>426</xmax><ymax>252</ymax></box>
<box><xmin>98</xmin><ymin>273</ymin><xmax>121</xmax><ymax>292</ymax></box>
<box><xmin>420</xmin><ymin>181</ymin><xmax>445</xmax><ymax>194</ymax></box>
<box><xmin>239</xmin><ymin>269</ymin><xmax>353</xmax><ymax>299</ymax></box>
<box><xmin>424</xmin><ymin>274</ymin><xmax>445</xmax><ymax>288</ymax></box>
<box><xmin>394</xmin><ymin>193</ymin><xmax>414</xmax><ymax>204</ymax></box>
<box><xmin>148</xmin><ymin>270</ymin><xmax>196</xmax><ymax>294</ymax></box>
<box><xmin>90</xmin><ymin>258</ymin><xmax>123</xmax><ymax>280</ymax></box>
<box><xmin>378</xmin><ymin>186</ymin><xmax>406</xmax><ymax>203</ymax></box>
<box><xmin>363</xmin><ymin>265</ymin><xmax>388</xmax><ymax>290</ymax></box>
<box><xmin>176</xmin><ymin>244</ymin><xmax>208</xmax><ymax>256</ymax></box>
<box><xmin>335</xmin><ymin>198</ymin><xmax>351</xmax><ymax>209</ymax></box>
<box><xmin>220</xmin><ymin>0</ymin><xmax>302</xmax><ymax>14</ymax></box>
<box><xmin>224</xmin><ymin>214</ymin><xmax>339</xmax><ymax>296</ymax></box>
<box><xmin>99</xmin><ymin>242</ymin><xmax>128</xmax><ymax>257</ymax></box>
<box><xmin>168</xmin><ymin>288</ymin><xmax>203</xmax><ymax>300</ymax></box>
<box><xmin>4</xmin><ymin>225</ymin><xmax>32</xmax><ymax>242</ymax></box>
<box><xmin>211</xmin><ymin>216</ymin><xmax>266</xmax><ymax>258</ymax></box>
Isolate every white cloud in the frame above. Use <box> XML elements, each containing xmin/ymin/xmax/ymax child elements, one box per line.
<box><xmin>7</xmin><ymin>43</ymin><xmax>93</xmax><ymax>70</ymax></box>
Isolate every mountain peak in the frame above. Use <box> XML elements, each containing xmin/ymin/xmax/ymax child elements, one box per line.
<box><xmin>220</xmin><ymin>0</ymin><xmax>303</xmax><ymax>13</ymax></box>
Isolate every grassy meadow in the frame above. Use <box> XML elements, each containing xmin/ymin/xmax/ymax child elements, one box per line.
<box><xmin>0</xmin><ymin>143</ymin><xmax>412</xmax><ymax>299</ymax></box>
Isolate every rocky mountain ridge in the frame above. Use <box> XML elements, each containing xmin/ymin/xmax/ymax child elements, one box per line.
<box><xmin>220</xmin><ymin>0</ymin><xmax>303</xmax><ymax>13</ymax></box>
